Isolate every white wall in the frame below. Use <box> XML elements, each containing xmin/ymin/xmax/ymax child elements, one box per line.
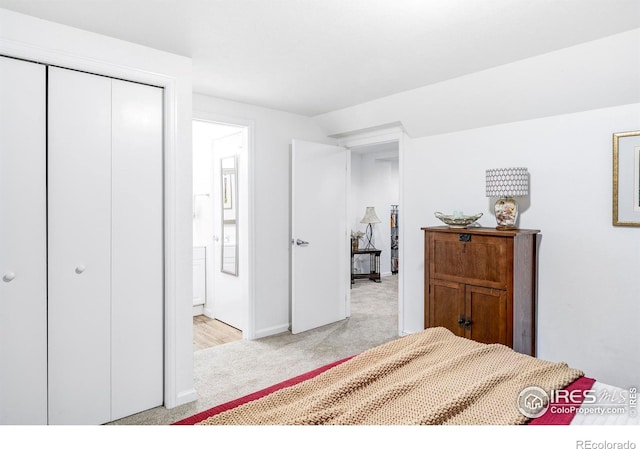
<box><xmin>350</xmin><ymin>149</ymin><xmax>399</xmax><ymax>276</ymax></box>
<box><xmin>314</xmin><ymin>29</ymin><xmax>640</xmax><ymax>139</ymax></box>
<box><xmin>192</xmin><ymin>123</ymin><xmax>216</xmax><ymax>247</ymax></box>
<box><xmin>402</xmin><ymin>103</ymin><xmax>640</xmax><ymax>389</ymax></box>
<box><xmin>193</xmin><ymin>94</ymin><xmax>334</xmax><ymax>338</ymax></box>
<box><xmin>314</xmin><ymin>29</ymin><xmax>640</xmax><ymax>389</ymax></box>
<box><xmin>0</xmin><ymin>8</ymin><xmax>195</xmax><ymax>409</ymax></box>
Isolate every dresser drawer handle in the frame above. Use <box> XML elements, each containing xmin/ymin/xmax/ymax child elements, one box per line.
<box><xmin>459</xmin><ymin>233</ymin><xmax>472</xmax><ymax>242</ymax></box>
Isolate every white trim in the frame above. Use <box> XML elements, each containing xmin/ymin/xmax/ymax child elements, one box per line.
<box><xmin>329</xmin><ymin>122</ymin><xmax>405</xmax><ymax>140</ymax></box>
<box><xmin>192</xmin><ymin>305</ymin><xmax>204</xmax><ymax>316</ymax></box>
<box><xmin>397</xmin><ymin>132</ymin><xmax>406</xmax><ymax>337</ymax></box>
<box><xmin>634</xmin><ymin>146</ymin><xmax>640</xmax><ymax>213</ymax></box>
<box><xmin>0</xmin><ymin>39</ymin><xmax>183</xmax><ymax>409</ymax></box>
<box><xmin>339</xmin><ymin>126</ymin><xmax>407</xmax><ymax>338</ymax></box>
<box><xmin>176</xmin><ymin>388</ymin><xmax>198</xmax><ymax>405</ymax></box>
<box><xmin>345</xmin><ymin>147</ymin><xmax>352</xmax><ymax>318</ymax></box>
<box><xmin>254</xmin><ymin>323</ymin><xmax>290</xmax><ymax>339</ymax></box>
<box><xmin>337</xmin><ymin>126</ymin><xmax>406</xmax><ymax>149</ymax></box>
<box><xmin>0</xmin><ymin>37</ymin><xmax>172</xmax><ymax>87</ymax></box>
<box><xmin>192</xmin><ymin>110</ymin><xmax>256</xmax><ymax>341</ymax></box>
<box><xmin>203</xmin><ymin>305</ymin><xmax>215</xmax><ymax>318</ymax></box>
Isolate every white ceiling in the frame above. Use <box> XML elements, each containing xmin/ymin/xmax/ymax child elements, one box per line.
<box><xmin>1</xmin><ymin>0</ymin><xmax>639</xmax><ymax>116</ymax></box>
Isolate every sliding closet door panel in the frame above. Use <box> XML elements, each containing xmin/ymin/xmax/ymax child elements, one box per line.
<box><xmin>47</xmin><ymin>67</ymin><xmax>112</xmax><ymax>425</ymax></box>
<box><xmin>0</xmin><ymin>56</ymin><xmax>47</xmax><ymax>424</ymax></box>
<box><xmin>111</xmin><ymin>79</ymin><xmax>164</xmax><ymax>419</ymax></box>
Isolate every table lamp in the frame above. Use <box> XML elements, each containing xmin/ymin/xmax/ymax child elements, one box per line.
<box><xmin>485</xmin><ymin>167</ymin><xmax>529</xmax><ymax>229</ymax></box>
<box><xmin>360</xmin><ymin>206</ymin><xmax>381</xmax><ymax>249</ymax></box>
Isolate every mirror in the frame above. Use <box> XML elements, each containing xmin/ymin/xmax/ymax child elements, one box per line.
<box><xmin>220</xmin><ymin>156</ymin><xmax>238</xmax><ymax>275</ymax></box>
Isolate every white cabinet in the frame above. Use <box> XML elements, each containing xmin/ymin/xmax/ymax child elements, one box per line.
<box><xmin>193</xmin><ymin>247</ymin><xmax>207</xmax><ymax>307</ymax></box>
<box><xmin>0</xmin><ymin>58</ymin><xmax>164</xmax><ymax>425</ymax></box>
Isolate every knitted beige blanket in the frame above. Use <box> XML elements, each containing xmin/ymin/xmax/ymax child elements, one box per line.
<box><xmin>198</xmin><ymin>327</ymin><xmax>583</xmax><ymax>425</ymax></box>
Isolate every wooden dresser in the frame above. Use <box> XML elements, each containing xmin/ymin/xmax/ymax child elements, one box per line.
<box><xmin>422</xmin><ymin>226</ymin><xmax>539</xmax><ymax>356</ymax></box>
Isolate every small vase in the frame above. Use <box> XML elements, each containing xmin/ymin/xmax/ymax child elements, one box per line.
<box><xmin>352</xmin><ymin>238</ymin><xmax>359</xmax><ymax>252</ymax></box>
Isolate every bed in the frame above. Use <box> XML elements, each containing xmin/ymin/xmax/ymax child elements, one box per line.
<box><xmin>174</xmin><ymin>327</ymin><xmax>637</xmax><ymax>426</ymax></box>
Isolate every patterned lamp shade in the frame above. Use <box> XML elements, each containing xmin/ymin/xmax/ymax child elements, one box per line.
<box><xmin>485</xmin><ymin>167</ymin><xmax>529</xmax><ymax>198</ymax></box>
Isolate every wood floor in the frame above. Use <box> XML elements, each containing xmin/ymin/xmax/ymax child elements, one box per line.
<box><xmin>193</xmin><ymin>315</ymin><xmax>242</xmax><ymax>351</ymax></box>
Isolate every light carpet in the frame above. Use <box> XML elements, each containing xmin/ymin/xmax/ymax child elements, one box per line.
<box><xmin>108</xmin><ymin>275</ymin><xmax>399</xmax><ymax>425</ymax></box>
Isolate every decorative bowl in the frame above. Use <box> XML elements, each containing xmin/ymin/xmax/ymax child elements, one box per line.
<box><xmin>434</xmin><ymin>212</ymin><xmax>483</xmax><ymax>228</ymax></box>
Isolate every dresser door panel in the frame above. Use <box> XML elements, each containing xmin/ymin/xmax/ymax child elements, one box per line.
<box><xmin>0</xmin><ymin>56</ymin><xmax>47</xmax><ymax>424</ymax></box>
<box><xmin>465</xmin><ymin>285</ymin><xmax>508</xmax><ymax>346</ymax></box>
<box><xmin>429</xmin><ymin>279</ymin><xmax>465</xmax><ymax>337</ymax></box>
<box><xmin>430</xmin><ymin>233</ymin><xmax>510</xmax><ymax>288</ymax></box>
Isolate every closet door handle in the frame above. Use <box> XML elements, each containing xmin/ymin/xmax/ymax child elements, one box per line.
<box><xmin>2</xmin><ymin>272</ymin><xmax>16</xmax><ymax>282</ymax></box>
<box><xmin>75</xmin><ymin>264</ymin><xmax>86</xmax><ymax>274</ymax></box>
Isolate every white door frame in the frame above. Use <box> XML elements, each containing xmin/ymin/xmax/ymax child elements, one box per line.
<box><xmin>0</xmin><ymin>41</ymin><xmax>188</xmax><ymax>408</ymax></box>
<box><xmin>193</xmin><ymin>111</ymin><xmax>256</xmax><ymax>340</ymax></box>
<box><xmin>337</xmin><ymin>126</ymin><xmax>407</xmax><ymax>337</ymax></box>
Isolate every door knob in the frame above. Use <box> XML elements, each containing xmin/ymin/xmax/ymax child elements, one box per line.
<box><xmin>296</xmin><ymin>239</ymin><xmax>309</xmax><ymax>246</ymax></box>
<box><xmin>2</xmin><ymin>272</ymin><xmax>16</xmax><ymax>282</ymax></box>
<box><xmin>75</xmin><ymin>265</ymin><xmax>86</xmax><ymax>274</ymax></box>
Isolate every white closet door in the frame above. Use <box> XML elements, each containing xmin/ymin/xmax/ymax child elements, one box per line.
<box><xmin>0</xmin><ymin>56</ymin><xmax>47</xmax><ymax>424</ymax></box>
<box><xmin>47</xmin><ymin>67</ymin><xmax>112</xmax><ymax>425</ymax></box>
<box><xmin>111</xmin><ymin>79</ymin><xmax>164</xmax><ymax>420</ymax></box>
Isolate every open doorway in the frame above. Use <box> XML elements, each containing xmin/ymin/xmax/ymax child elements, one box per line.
<box><xmin>348</xmin><ymin>141</ymin><xmax>400</xmax><ymax>332</ymax></box>
<box><xmin>192</xmin><ymin>119</ymin><xmax>249</xmax><ymax>351</ymax></box>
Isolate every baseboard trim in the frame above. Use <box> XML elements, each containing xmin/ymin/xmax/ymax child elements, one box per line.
<box><xmin>253</xmin><ymin>324</ymin><xmax>290</xmax><ymax>340</ymax></box>
<box><xmin>172</xmin><ymin>388</ymin><xmax>198</xmax><ymax>408</ymax></box>
<box><xmin>192</xmin><ymin>305</ymin><xmax>204</xmax><ymax>316</ymax></box>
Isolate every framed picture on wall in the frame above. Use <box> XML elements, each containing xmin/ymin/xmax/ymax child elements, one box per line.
<box><xmin>613</xmin><ymin>130</ymin><xmax>640</xmax><ymax>226</ymax></box>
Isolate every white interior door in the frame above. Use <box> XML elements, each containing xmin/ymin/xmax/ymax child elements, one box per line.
<box><xmin>110</xmin><ymin>79</ymin><xmax>164</xmax><ymax>420</ymax></box>
<box><xmin>48</xmin><ymin>67</ymin><xmax>112</xmax><ymax>425</ymax></box>
<box><xmin>0</xmin><ymin>56</ymin><xmax>48</xmax><ymax>424</ymax></box>
<box><xmin>48</xmin><ymin>68</ymin><xmax>163</xmax><ymax>424</ymax></box>
<box><xmin>211</xmin><ymin>133</ymin><xmax>244</xmax><ymax>330</ymax></box>
<box><xmin>291</xmin><ymin>139</ymin><xmax>349</xmax><ymax>334</ymax></box>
